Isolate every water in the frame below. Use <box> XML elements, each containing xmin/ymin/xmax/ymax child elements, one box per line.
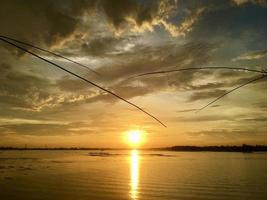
<box><xmin>0</xmin><ymin>150</ymin><xmax>267</xmax><ymax>200</ymax></box>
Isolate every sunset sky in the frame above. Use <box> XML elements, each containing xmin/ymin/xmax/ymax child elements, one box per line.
<box><xmin>0</xmin><ymin>0</ymin><xmax>267</xmax><ymax>148</ymax></box>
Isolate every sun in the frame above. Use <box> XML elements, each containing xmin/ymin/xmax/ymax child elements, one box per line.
<box><xmin>127</xmin><ymin>130</ymin><xmax>143</xmax><ymax>145</ymax></box>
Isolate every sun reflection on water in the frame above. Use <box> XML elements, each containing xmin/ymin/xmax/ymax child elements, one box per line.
<box><xmin>130</xmin><ymin>149</ymin><xmax>139</xmax><ymax>200</ymax></box>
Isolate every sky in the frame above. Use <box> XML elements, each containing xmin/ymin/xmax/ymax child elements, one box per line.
<box><xmin>0</xmin><ymin>0</ymin><xmax>267</xmax><ymax>148</ymax></box>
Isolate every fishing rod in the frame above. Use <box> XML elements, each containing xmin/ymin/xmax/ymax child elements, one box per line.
<box><xmin>134</xmin><ymin>66</ymin><xmax>266</xmax><ymax>111</ymax></box>
<box><xmin>0</xmin><ymin>37</ymin><xmax>166</xmax><ymax>127</ymax></box>
<box><xmin>135</xmin><ymin>66</ymin><xmax>264</xmax><ymax>78</ymax></box>
<box><xmin>196</xmin><ymin>75</ymin><xmax>266</xmax><ymax>112</ymax></box>
<box><xmin>0</xmin><ymin>35</ymin><xmax>101</xmax><ymax>76</ymax></box>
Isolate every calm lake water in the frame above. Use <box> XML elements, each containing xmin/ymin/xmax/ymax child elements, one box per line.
<box><xmin>0</xmin><ymin>150</ymin><xmax>267</xmax><ymax>200</ymax></box>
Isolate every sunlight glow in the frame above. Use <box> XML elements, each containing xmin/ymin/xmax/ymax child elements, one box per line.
<box><xmin>127</xmin><ymin>130</ymin><xmax>143</xmax><ymax>145</ymax></box>
<box><xmin>130</xmin><ymin>149</ymin><xmax>139</xmax><ymax>200</ymax></box>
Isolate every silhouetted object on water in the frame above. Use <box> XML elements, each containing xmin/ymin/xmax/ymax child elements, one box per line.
<box><xmin>0</xmin><ymin>35</ymin><xmax>166</xmax><ymax>127</ymax></box>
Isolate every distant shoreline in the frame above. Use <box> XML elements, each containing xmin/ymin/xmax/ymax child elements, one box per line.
<box><xmin>0</xmin><ymin>144</ymin><xmax>267</xmax><ymax>152</ymax></box>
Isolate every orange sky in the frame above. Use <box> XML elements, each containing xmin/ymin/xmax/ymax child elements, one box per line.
<box><xmin>1</xmin><ymin>0</ymin><xmax>267</xmax><ymax>148</ymax></box>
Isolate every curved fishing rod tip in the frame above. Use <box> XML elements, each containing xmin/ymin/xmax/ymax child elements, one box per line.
<box><xmin>0</xmin><ymin>35</ymin><xmax>102</xmax><ymax>77</ymax></box>
<box><xmin>0</xmin><ymin>37</ymin><xmax>167</xmax><ymax>127</ymax></box>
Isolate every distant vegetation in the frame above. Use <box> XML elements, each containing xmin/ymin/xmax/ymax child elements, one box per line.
<box><xmin>0</xmin><ymin>144</ymin><xmax>267</xmax><ymax>152</ymax></box>
<box><xmin>161</xmin><ymin>144</ymin><xmax>267</xmax><ymax>152</ymax></box>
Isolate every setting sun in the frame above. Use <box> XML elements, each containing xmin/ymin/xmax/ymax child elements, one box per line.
<box><xmin>1</xmin><ymin>1</ymin><xmax>267</xmax><ymax>200</ymax></box>
<box><xmin>127</xmin><ymin>130</ymin><xmax>143</xmax><ymax>145</ymax></box>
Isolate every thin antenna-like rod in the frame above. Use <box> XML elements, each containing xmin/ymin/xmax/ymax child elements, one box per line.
<box><xmin>0</xmin><ymin>37</ymin><xmax>166</xmax><ymax>127</ymax></box>
<box><xmin>0</xmin><ymin>35</ymin><xmax>100</xmax><ymax>76</ymax></box>
<box><xmin>135</xmin><ymin>67</ymin><xmax>263</xmax><ymax>78</ymax></box>
<box><xmin>196</xmin><ymin>75</ymin><xmax>265</xmax><ymax>112</ymax></box>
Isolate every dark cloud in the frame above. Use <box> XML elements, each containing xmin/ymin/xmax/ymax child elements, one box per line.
<box><xmin>35</xmin><ymin>41</ymin><xmax>217</xmax><ymax>107</ymax></box>
<box><xmin>189</xmin><ymin>89</ymin><xmax>227</xmax><ymax>101</ymax></box>
<box><xmin>0</xmin><ymin>63</ymin><xmax>54</xmax><ymax>111</ymax></box>
<box><xmin>73</xmin><ymin>41</ymin><xmax>217</xmax><ymax>104</ymax></box>
<box><xmin>0</xmin><ymin>0</ymin><xmax>95</xmax><ymax>48</ymax></box>
<box><xmin>177</xmin><ymin>108</ymin><xmax>199</xmax><ymax>113</ymax></box>
<box><xmin>98</xmin><ymin>42</ymin><xmax>215</xmax><ymax>80</ymax></box>
<box><xmin>78</xmin><ymin>41</ymin><xmax>240</xmax><ymax>106</ymax></box>
<box><xmin>56</xmin><ymin>75</ymin><xmax>95</xmax><ymax>92</ymax></box>
<box><xmin>100</xmin><ymin>0</ymin><xmax>142</xmax><ymax>30</ymax></box>
<box><xmin>0</xmin><ymin>62</ymin><xmax>96</xmax><ymax>114</ymax></box>
<box><xmin>99</xmin><ymin>0</ymin><xmax>179</xmax><ymax>34</ymax></box>
<box><xmin>1</xmin><ymin>0</ymin><xmax>267</xmax><ymax>143</ymax></box>
<box><xmin>81</xmin><ymin>36</ymin><xmax>122</xmax><ymax>57</ymax></box>
<box><xmin>0</xmin><ymin>0</ymin><xmax>196</xmax><ymax>52</ymax></box>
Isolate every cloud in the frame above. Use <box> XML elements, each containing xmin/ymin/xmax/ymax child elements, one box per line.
<box><xmin>98</xmin><ymin>0</ymin><xmax>204</xmax><ymax>37</ymax></box>
<box><xmin>0</xmin><ymin>0</ymin><xmax>204</xmax><ymax>55</ymax></box>
<box><xmin>41</xmin><ymin>41</ymin><xmax>216</xmax><ymax>106</ymax></box>
<box><xmin>160</xmin><ymin>7</ymin><xmax>205</xmax><ymax>37</ymax></box>
<box><xmin>0</xmin><ymin>0</ymin><xmax>95</xmax><ymax>48</ymax></box>
<box><xmin>0</xmin><ymin>110</ymin><xmax>132</xmax><ymax>136</ymax></box>
<box><xmin>232</xmin><ymin>0</ymin><xmax>251</xmax><ymax>5</ymax></box>
<box><xmin>56</xmin><ymin>75</ymin><xmax>95</xmax><ymax>92</ymax></box>
<box><xmin>187</xmin><ymin>129</ymin><xmax>243</xmax><ymax>137</ymax></box>
<box><xmin>100</xmin><ymin>0</ymin><xmax>176</xmax><ymax>34</ymax></box>
<box><xmin>81</xmin><ymin>41</ymin><xmax>217</xmax><ymax>103</ymax></box>
<box><xmin>187</xmin><ymin>128</ymin><xmax>267</xmax><ymax>140</ymax></box>
<box><xmin>0</xmin><ymin>0</ymin><xmax>216</xmax><ymax>65</ymax></box>
<box><xmin>232</xmin><ymin>0</ymin><xmax>267</xmax><ymax>6</ymax></box>
<box><xmin>98</xmin><ymin>41</ymin><xmax>215</xmax><ymax>79</ymax></box>
<box><xmin>232</xmin><ymin>49</ymin><xmax>267</xmax><ymax>61</ymax></box>
<box><xmin>254</xmin><ymin>102</ymin><xmax>267</xmax><ymax>111</ymax></box>
<box><xmin>176</xmin><ymin>106</ymin><xmax>221</xmax><ymax>113</ymax></box>
<box><xmin>175</xmin><ymin>115</ymin><xmax>238</xmax><ymax>122</ymax></box>
<box><xmin>0</xmin><ymin>63</ymin><xmax>96</xmax><ymax>113</ymax></box>
<box><xmin>0</xmin><ymin>118</ymin><xmax>64</xmax><ymax>126</ymax></box>
<box><xmin>0</xmin><ymin>116</ymin><xmax>113</xmax><ymax>136</ymax></box>
<box><xmin>189</xmin><ymin>89</ymin><xmax>227</xmax><ymax>101</ymax></box>
<box><xmin>81</xmin><ymin>36</ymin><xmax>123</xmax><ymax>57</ymax></box>
<box><xmin>0</xmin><ymin>123</ymin><xmax>72</xmax><ymax>136</ymax></box>
<box><xmin>0</xmin><ymin>116</ymin><xmax>71</xmax><ymax>136</ymax></box>
<box><xmin>243</xmin><ymin>117</ymin><xmax>267</xmax><ymax>122</ymax></box>
<box><xmin>0</xmin><ymin>36</ymin><xmax>259</xmax><ymax>122</ymax></box>
<box><xmin>1</xmin><ymin>0</ymin><xmax>267</xmax><ymax>144</ymax></box>
<box><xmin>184</xmin><ymin>73</ymin><xmax>264</xmax><ymax>102</ymax></box>
<box><xmin>0</xmin><ymin>63</ymin><xmax>54</xmax><ymax>110</ymax></box>
<box><xmin>176</xmin><ymin>108</ymin><xmax>199</xmax><ymax>113</ymax></box>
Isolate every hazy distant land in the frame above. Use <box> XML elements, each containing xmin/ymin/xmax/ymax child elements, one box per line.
<box><xmin>1</xmin><ymin>144</ymin><xmax>267</xmax><ymax>152</ymax></box>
